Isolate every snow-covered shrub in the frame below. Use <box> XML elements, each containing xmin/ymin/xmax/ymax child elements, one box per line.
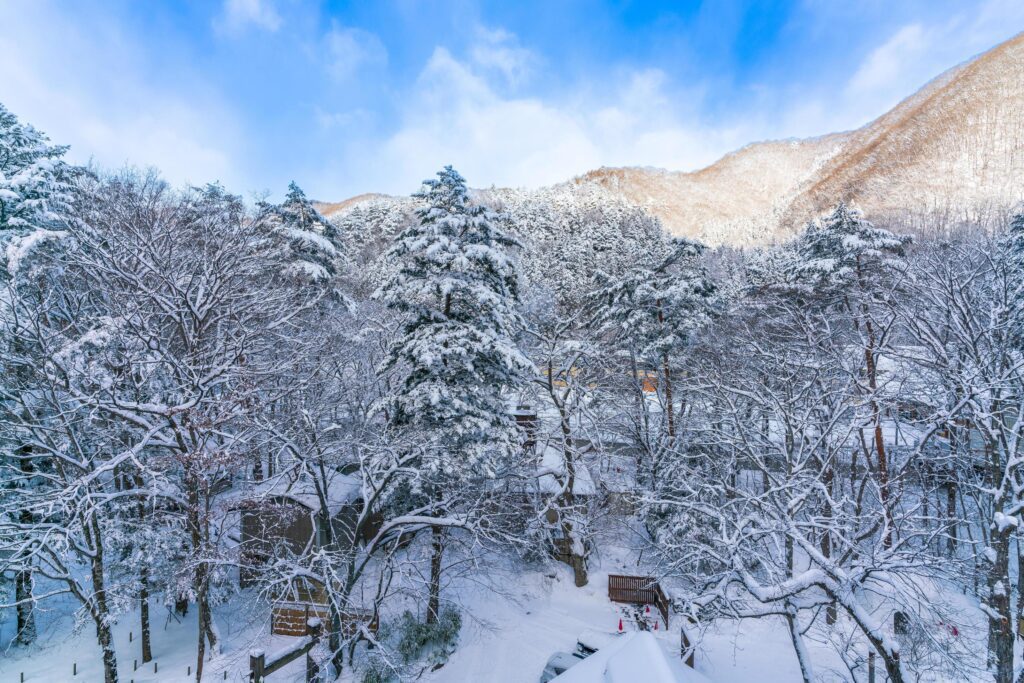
<box><xmin>395</xmin><ymin>606</ymin><xmax>462</xmax><ymax>666</ymax></box>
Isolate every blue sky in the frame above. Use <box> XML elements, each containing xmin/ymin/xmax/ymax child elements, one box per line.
<box><xmin>1</xmin><ymin>0</ymin><xmax>1021</xmax><ymax>201</ymax></box>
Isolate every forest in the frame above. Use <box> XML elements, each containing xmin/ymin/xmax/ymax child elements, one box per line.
<box><xmin>2</xmin><ymin>100</ymin><xmax>1024</xmax><ymax>683</ymax></box>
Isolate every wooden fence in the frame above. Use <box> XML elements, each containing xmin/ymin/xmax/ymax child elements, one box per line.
<box><xmin>251</xmin><ymin>621</ymin><xmax>322</xmax><ymax>682</ymax></box>
<box><xmin>271</xmin><ymin>602</ymin><xmax>379</xmax><ymax>638</ymax></box>
<box><xmin>607</xmin><ymin>574</ymin><xmax>670</xmax><ymax>627</ymax></box>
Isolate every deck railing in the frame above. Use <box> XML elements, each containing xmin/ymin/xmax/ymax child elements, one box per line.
<box><xmin>607</xmin><ymin>574</ymin><xmax>670</xmax><ymax>627</ymax></box>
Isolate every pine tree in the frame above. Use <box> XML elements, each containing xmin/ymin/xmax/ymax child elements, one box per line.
<box><xmin>792</xmin><ymin>202</ymin><xmax>910</xmax><ymax>289</ymax></box>
<box><xmin>257</xmin><ymin>181</ymin><xmax>346</xmax><ymax>284</ymax></box>
<box><xmin>377</xmin><ymin>165</ymin><xmax>531</xmax><ymax>623</ymax></box>
<box><xmin>0</xmin><ymin>103</ymin><xmax>75</xmax><ymax>647</ymax></box>
<box><xmin>0</xmin><ymin>103</ymin><xmax>75</xmax><ymax>278</ymax></box>
<box><xmin>591</xmin><ymin>237</ymin><xmax>715</xmax><ymax>443</ymax></box>
<box><xmin>789</xmin><ymin>202</ymin><xmax>911</xmax><ymax>554</ymax></box>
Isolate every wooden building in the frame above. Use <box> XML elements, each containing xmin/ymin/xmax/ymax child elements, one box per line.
<box><xmin>233</xmin><ymin>473</ymin><xmax>383</xmax><ymax>636</ymax></box>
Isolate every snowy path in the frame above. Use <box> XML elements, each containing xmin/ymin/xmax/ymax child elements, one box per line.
<box><xmin>0</xmin><ymin>598</ymin><xmax>285</xmax><ymax>682</ymax></box>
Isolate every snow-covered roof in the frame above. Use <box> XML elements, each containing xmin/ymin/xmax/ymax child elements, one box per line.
<box><xmin>234</xmin><ymin>472</ymin><xmax>361</xmax><ymax>518</ymax></box>
<box><xmin>538</xmin><ymin>444</ymin><xmax>597</xmax><ymax>496</ymax></box>
<box><xmin>552</xmin><ymin>632</ymin><xmax>713</xmax><ymax>683</ymax></box>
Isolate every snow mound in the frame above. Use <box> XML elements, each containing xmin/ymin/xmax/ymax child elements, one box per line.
<box><xmin>553</xmin><ymin>632</ymin><xmax>713</xmax><ymax>683</ymax></box>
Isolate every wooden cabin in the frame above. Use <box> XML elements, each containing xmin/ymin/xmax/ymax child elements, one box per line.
<box><xmin>234</xmin><ymin>473</ymin><xmax>383</xmax><ymax>636</ymax></box>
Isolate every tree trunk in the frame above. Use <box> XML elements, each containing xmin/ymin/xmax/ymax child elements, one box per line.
<box><xmin>872</xmin><ymin>415</ymin><xmax>891</xmax><ymax>548</ymax></box>
<box><xmin>987</xmin><ymin>528</ymin><xmax>1014</xmax><ymax>683</ymax></box>
<box><xmin>134</xmin><ymin>472</ymin><xmax>154</xmax><ymax>663</ymax></box>
<box><xmin>947</xmin><ymin>483</ymin><xmax>958</xmax><ymax>556</ymax></box>
<box><xmin>195</xmin><ymin>588</ymin><xmax>218</xmax><ymax>682</ymax></box>
<box><xmin>15</xmin><ymin>566</ymin><xmax>36</xmax><ymax>645</ymax></box>
<box><xmin>838</xmin><ymin>596</ymin><xmax>905</xmax><ymax>683</ymax></box>
<box><xmin>329</xmin><ymin>600</ymin><xmax>343</xmax><ymax>675</ymax></box>
<box><xmin>427</xmin><ymin>525</ymin><xmax>443</xmax><ymax>625</ymax></box>
<box><xmin>785</xmin><ymin>608</ymin><xmax>816</xmax><ymax>683</ymax></box>
<box><xmin>187</xmin><ymin>476</ymin><xmax>217</xmax><ymax>681</ymax></box>
<box><xmin>97</xmin><ymin>615</ymin><xmax>119</xmax><ymax>683</ymax></box>
<box><xmin>863</xmin><ymin>326</ymin><xmax>892</xmax><ymax>549</ymax></box>
<box><xmin>559</xmin><ymin>397</ymin><xmax>587</xmax><ymax>587</ymax></box>
<box><xmin>821</xmin><ymin>463</ymin><xmax>836</xmax><ymax>625</ymax></box>
<box><xmin>140</xmin><ymin>566</ymin><xmax>153</xmax><ymax>663</ymax></box>
<box><xmin>196</xmin><ymin>594</ymin><xmax>206</xmax><ymax>682</ymax></box>
<box><xmin>15</xmin><ymin>446</ymin><xmax>36</xmax><ymax>645</ymax></box>
<box><xmin>656</xmin><ymin>299</ymin><xmax>675</xmax><ymax>442</ymax></box>
<box><xmin>87</xmin><ymin>517</ymin><xmax>118</xmax><ymax>683</ymax></box>
<box><xmin>662</xmin><ymin>350</ymin><xmax>675</xmax><ymax>440</ymax></box>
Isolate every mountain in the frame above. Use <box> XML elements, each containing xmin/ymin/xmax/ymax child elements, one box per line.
<box><xmin>322</xmin><ymin>33</ymin><xmax>1024</xmax><ymax>245</ymax></box>
<box><xmin>572</xmin><ymin>32</ymin><xmax>1024</xmax><ymax>244</ymax></box>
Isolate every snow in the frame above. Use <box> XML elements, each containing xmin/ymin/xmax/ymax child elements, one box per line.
<box><xmin>538</xmin><ymin>444</ymin><xmax>598</xmax><ymax>496</ymax></box>
<box><xmin>228</xmin><ymin>471</ymin><xmax>361</xmax><ymax>517</ymax></box>
<box><xmin>994</xmin><ymin>511</ymin><xmax>1019</xmax><ymax>532</ymax></box>
<box><xmin>416</xmin><ymin>551</ymin><xmax>860</xmax><ymax>683</ymax></box>
<box><xmin>552</xmin><ymin>632</ymin><xmax>711</xmax><ymax>683</ymax></box>
<box><xmin>4</xmin><ymin>228</ymin><xmax>66</xmax><ymax>276</ymax></box>
<box><xmin>0</xmin><ymin>595</ymin><xmax>268</xmax><ymax>682</ymax></box>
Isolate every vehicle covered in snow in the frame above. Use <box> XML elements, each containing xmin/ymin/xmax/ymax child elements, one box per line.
<box><xmin>540</xmin><ymin>650</ymin><xmax>584</xmax><ymax>682</ymax></box>
<box><xmin>574</xmin><ymin>629</ymin><xmax>623</xmax><ymax>657</ymax></box>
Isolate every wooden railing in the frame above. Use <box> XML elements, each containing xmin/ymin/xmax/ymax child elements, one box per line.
<box><xmin>251</xmin><ymin>620</ymin><xmax>321</xmax><ymax>682</ymax></box>
<box><xmin>607</xmin><ymin>574</ymin><xmax>670</xmax><ymax>627</ymax></box>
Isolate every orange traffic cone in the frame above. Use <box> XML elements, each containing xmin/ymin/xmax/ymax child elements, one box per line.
<box><xmin>645</xmin><ymin>605</ymin><xmax>651</xmax><ymax>614</ymax></box>
<box><xmin>618</xmin><ymin>618</ymin><xmax>624</xmax><ymax>632</ymax></box>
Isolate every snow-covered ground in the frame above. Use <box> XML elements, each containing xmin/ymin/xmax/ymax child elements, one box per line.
<box><xmin>0</xmin><ymin>591</ymin><xmax>299</xmax><ymax>682</ymax></box>
<box><xmin>0</xmin><ymin>563</ymin><xmax>822</xmax><ymax>682</ymax></box>
<box><xmin>0</xmin><ymin>562</ymin><xmax>988</xmax><ymax>682</ymax></box>
<box><xmin>427</xmin><ymin>563</ymin><xmax>840</xmax><ymax>683</ymax></box>
<box><xmin>0</xmin><ymin>520</ymin><xmax>989</xmax><ymax>683</ymax></box>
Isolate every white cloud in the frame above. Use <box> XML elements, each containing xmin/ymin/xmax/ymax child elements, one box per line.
<box><xmin>0</xmin><ymin>2</ymin><xmax>245</xmax><ymax>190</ymax></box>
<box><xmin>324</xmin><ymin>23</ymin><xmax>388</xmax><ymax>82</ymax></box>
<box><xmin>847</xmin><ymin>24</ymin><xmax>927</xmax><ymax>97</ymax></box>
<box><xmin>215</xmin><ymin>0</ymin><xmax>281</xmax><ymax>35</ymax></box>
<box><xmin>469</xmin><ymin>27</ymin><xmax>536</xmax><ymax>88</ymax></box>
<box><xmin>309</xmin><ymin>39</ymin><xmax>749</xmax><ymax>197</ymax></box>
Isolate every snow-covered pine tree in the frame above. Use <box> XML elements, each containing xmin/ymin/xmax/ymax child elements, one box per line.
<box><xmin>789</xmin><ymin>202</ymin><xmax>910</xmax><ymax>546</ymax></box>
<box><xmin>0</xmin><ymin>103</ymin><xmax>75</xmax><ymax>648</ymax></box>
<box><xmin>376</xmin><ymin>165</ymin><xmax>531</xmax><ymax>623</ymax></box>
<box><xmin>791</xmin><ymin>202</ymin><xmax>910</xmax><ymax>288</ymax></box>
<box><xmin>591</xmin><ymin>237</ymin><xmax>715</xmax><ymax>444</ymax></box>
<box><xmin>257</xmin><ymin>181</ymin><xmax>347</xmax><ymax>285</ymax></box>
<box><xmin>0</xmin><ymin>103</ymin><xmax>74</xmax><ymax>260</ymax></box>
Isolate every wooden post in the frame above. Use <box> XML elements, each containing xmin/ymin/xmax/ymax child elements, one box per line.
<box><xmin>868</xmin><ymin>651</ymin><xmax>876</xmax><ymax>683</ymax></box>
<box><xmin>250</xmin><ymin>651</ymin><xmax>266</xmax><ymax>683</ymax></box>
<box><xmin>680</xmin><ymin>625</ymin><xmax>695</xmax><ymax>667</ymax></box>
<box><xmin>305</xmin><ymin>651</ymin><xmax>320</xmax><ymax>682</ymax></box>
<box><xmin>73</xmin><ymin>663</ymin><xmax>77</xmax><ymax>676</ymax></box>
